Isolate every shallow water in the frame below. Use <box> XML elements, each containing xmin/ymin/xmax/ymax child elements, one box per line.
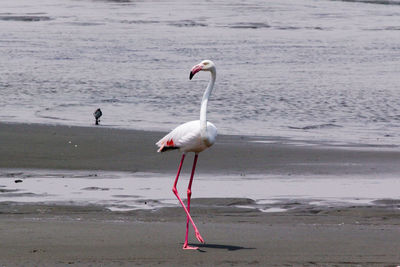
<box><xmin>1</xmin><ymin>169</ymin><xmax>399</xmax><ymax>212</ymax></box>
<box><xmin>1</xmin><ymin>0</ymin><xmax>400</xmax><ymax>145</ymax></box>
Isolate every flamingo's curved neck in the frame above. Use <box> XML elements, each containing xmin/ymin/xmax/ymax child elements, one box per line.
<box><xmin>200</xmin><ymin>67</ymin><xmax>216</xmax><ymax>143</ymax></box>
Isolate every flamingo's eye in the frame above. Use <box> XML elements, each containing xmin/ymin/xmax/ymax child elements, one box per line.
<box><xmin>203</xmin><ymin>62</ymin><xmax>209</xmax><ymax>65</ymax></box>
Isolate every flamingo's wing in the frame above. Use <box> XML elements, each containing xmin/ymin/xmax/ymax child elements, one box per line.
<box><xmin>156</xmin><ymin>121</ymin><xmax>200</xmax><ymax>152</ymax></box>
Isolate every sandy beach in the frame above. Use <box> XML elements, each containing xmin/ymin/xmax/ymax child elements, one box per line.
<box><xmin>1</xmin><ymin>122</ymin><xmax>400</xmax><ymax>266</ymax></box>
<box><xmin>2</xmin><ymin>122</ymin><xmax>400</xmax><ymax>175</ymax></box>
<box><xmin>2</xmin><ymin>0</ymin><xmax>400</xmax><ymax>265</ymax></box>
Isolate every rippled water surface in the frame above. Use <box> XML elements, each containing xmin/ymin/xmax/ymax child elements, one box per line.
<box><xmin>1</xmin><ymin>0</ymin><xmax>400</xmax><ymax>145</ymax></box>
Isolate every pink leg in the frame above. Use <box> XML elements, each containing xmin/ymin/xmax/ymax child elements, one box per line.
<box><xmin>172</xmin><ymin>154</ymin><xmax>204</xmax><ymax>249</ymax></box>
<box><xmin>183</xmin><ymin>154</ymin><xmax>199</xmax><ymax>250</ymax></box>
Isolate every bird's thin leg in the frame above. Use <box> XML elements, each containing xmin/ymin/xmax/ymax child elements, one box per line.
<box><xmin>172</xmin><ymin>154</ymin><xmax>204</xmax><ymax>247</ymax></box>
<box><xmin>183</xmin><ymin>153</ymin><xmax>199</xmax><ymax>250</ymax></box>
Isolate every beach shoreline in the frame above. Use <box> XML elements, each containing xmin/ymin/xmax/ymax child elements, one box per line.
<box><xmin>1</xmin><ymin>122</ymin><xmax>400</xmax><ymax>266</ymax></box>
<box><xmin>1</xmin><ymin>121</ymin><xmax>400</xmax><ymax>175</ymax></box>
<box><xmin>2</xmin><ymin>0</ymin><xmax>400</xmax><ymax>264</ymax></box>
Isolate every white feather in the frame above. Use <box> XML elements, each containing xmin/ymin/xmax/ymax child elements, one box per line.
<box><xmin>156</xmin><ymin>120</ymin><xmax>217</xmax><ymax>153</ymax></box>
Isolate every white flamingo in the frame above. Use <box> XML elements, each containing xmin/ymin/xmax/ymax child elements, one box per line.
<box><xmin>156</xmin><ymin>60</ymin><xmax>217</xmax><ymax>250</ymax></box>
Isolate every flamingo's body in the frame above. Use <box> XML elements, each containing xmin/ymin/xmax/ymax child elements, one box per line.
<box><xmin>156</xmin><ymin>120</ymin><xmax>217</xmax><ymax>153</ymax></box>
<box><xmin>156</xmin><ymin>60</ymin><xmax>217</xmax><ymax>250</ymax></box>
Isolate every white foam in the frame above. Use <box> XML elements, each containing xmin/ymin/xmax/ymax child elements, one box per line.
<box><xmin>260</xmin><ymin>207</ymin><xmax>288</xmax><ymax>213</ymax></box>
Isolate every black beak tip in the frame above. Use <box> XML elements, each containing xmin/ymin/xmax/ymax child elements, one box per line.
<box><xmin>189</xmin><ymin>72</ymin><xmax>194</xmax><ymax>80</ymax></box>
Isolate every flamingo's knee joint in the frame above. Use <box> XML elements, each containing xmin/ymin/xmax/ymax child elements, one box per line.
<box><xmin>172</xmin><ymin>187</ymin><xmax>178</xmax><ymax>195</ymax></box>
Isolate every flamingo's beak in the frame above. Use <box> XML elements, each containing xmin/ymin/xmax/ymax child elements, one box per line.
<box><xmin>189</xmin><ymin>64</ymin><xmax>202</xmax><ymax>80</ymax></box>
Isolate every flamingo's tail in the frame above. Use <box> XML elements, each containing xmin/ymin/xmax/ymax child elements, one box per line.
<box><xmin>156</xmin><ymin>139</ymin><xmax>178</xmax><ymax>153</ymax></box>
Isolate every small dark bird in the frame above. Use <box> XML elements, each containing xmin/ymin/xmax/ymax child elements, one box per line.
<box><xmin>93</xmin><ymin>108</ymin><xmax>102</xmax><ymax>125</ymax></box>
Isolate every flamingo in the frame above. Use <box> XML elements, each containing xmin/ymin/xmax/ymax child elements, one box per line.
<box><xmin>156</xmin><ymin>60</ymin><xmax>217</xmax><ymax>250</ymax></box>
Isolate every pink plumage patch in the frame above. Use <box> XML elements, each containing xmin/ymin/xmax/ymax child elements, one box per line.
<box><xmin>166</xmin><ymin>139</ymin><xmax>175</xmax><ymax>146</ymax></box>
<box><xmin>157</xmin><ymin>138</ymin><xmax>178</xmax><ymax>152</ymax></box>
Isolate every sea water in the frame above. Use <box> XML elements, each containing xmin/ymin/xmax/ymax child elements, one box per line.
<box><xmin>1</xmin><ymin>0</ymin><xmax>400</xmax><ymax>146</ymax></box>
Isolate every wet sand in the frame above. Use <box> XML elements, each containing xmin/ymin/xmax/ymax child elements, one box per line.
<box><xmin>1</xmin><ymin>122</ymin><xmax>400</xmax><ymax>175</ymax></box>
<box><xmin>1</xmin><ymin>203</ymin><xmax>400</xmax><ymax>266</ymax></box>
<box><xmin>1</xmin><ymin>122</ymin><xmax>400</xmax><ymax>266</ymax></box>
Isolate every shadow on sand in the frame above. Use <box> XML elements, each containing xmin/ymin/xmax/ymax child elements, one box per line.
<box><xmin>187</xmin><ymin>243</ymin><xmax>255</xmax><ymax>252</ymax></box>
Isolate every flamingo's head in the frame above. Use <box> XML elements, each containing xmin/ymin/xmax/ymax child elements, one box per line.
<box><xmin>189</xmin><ymin>60</ymin><xmax>215</xmax><ymax>80</ymax></box>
